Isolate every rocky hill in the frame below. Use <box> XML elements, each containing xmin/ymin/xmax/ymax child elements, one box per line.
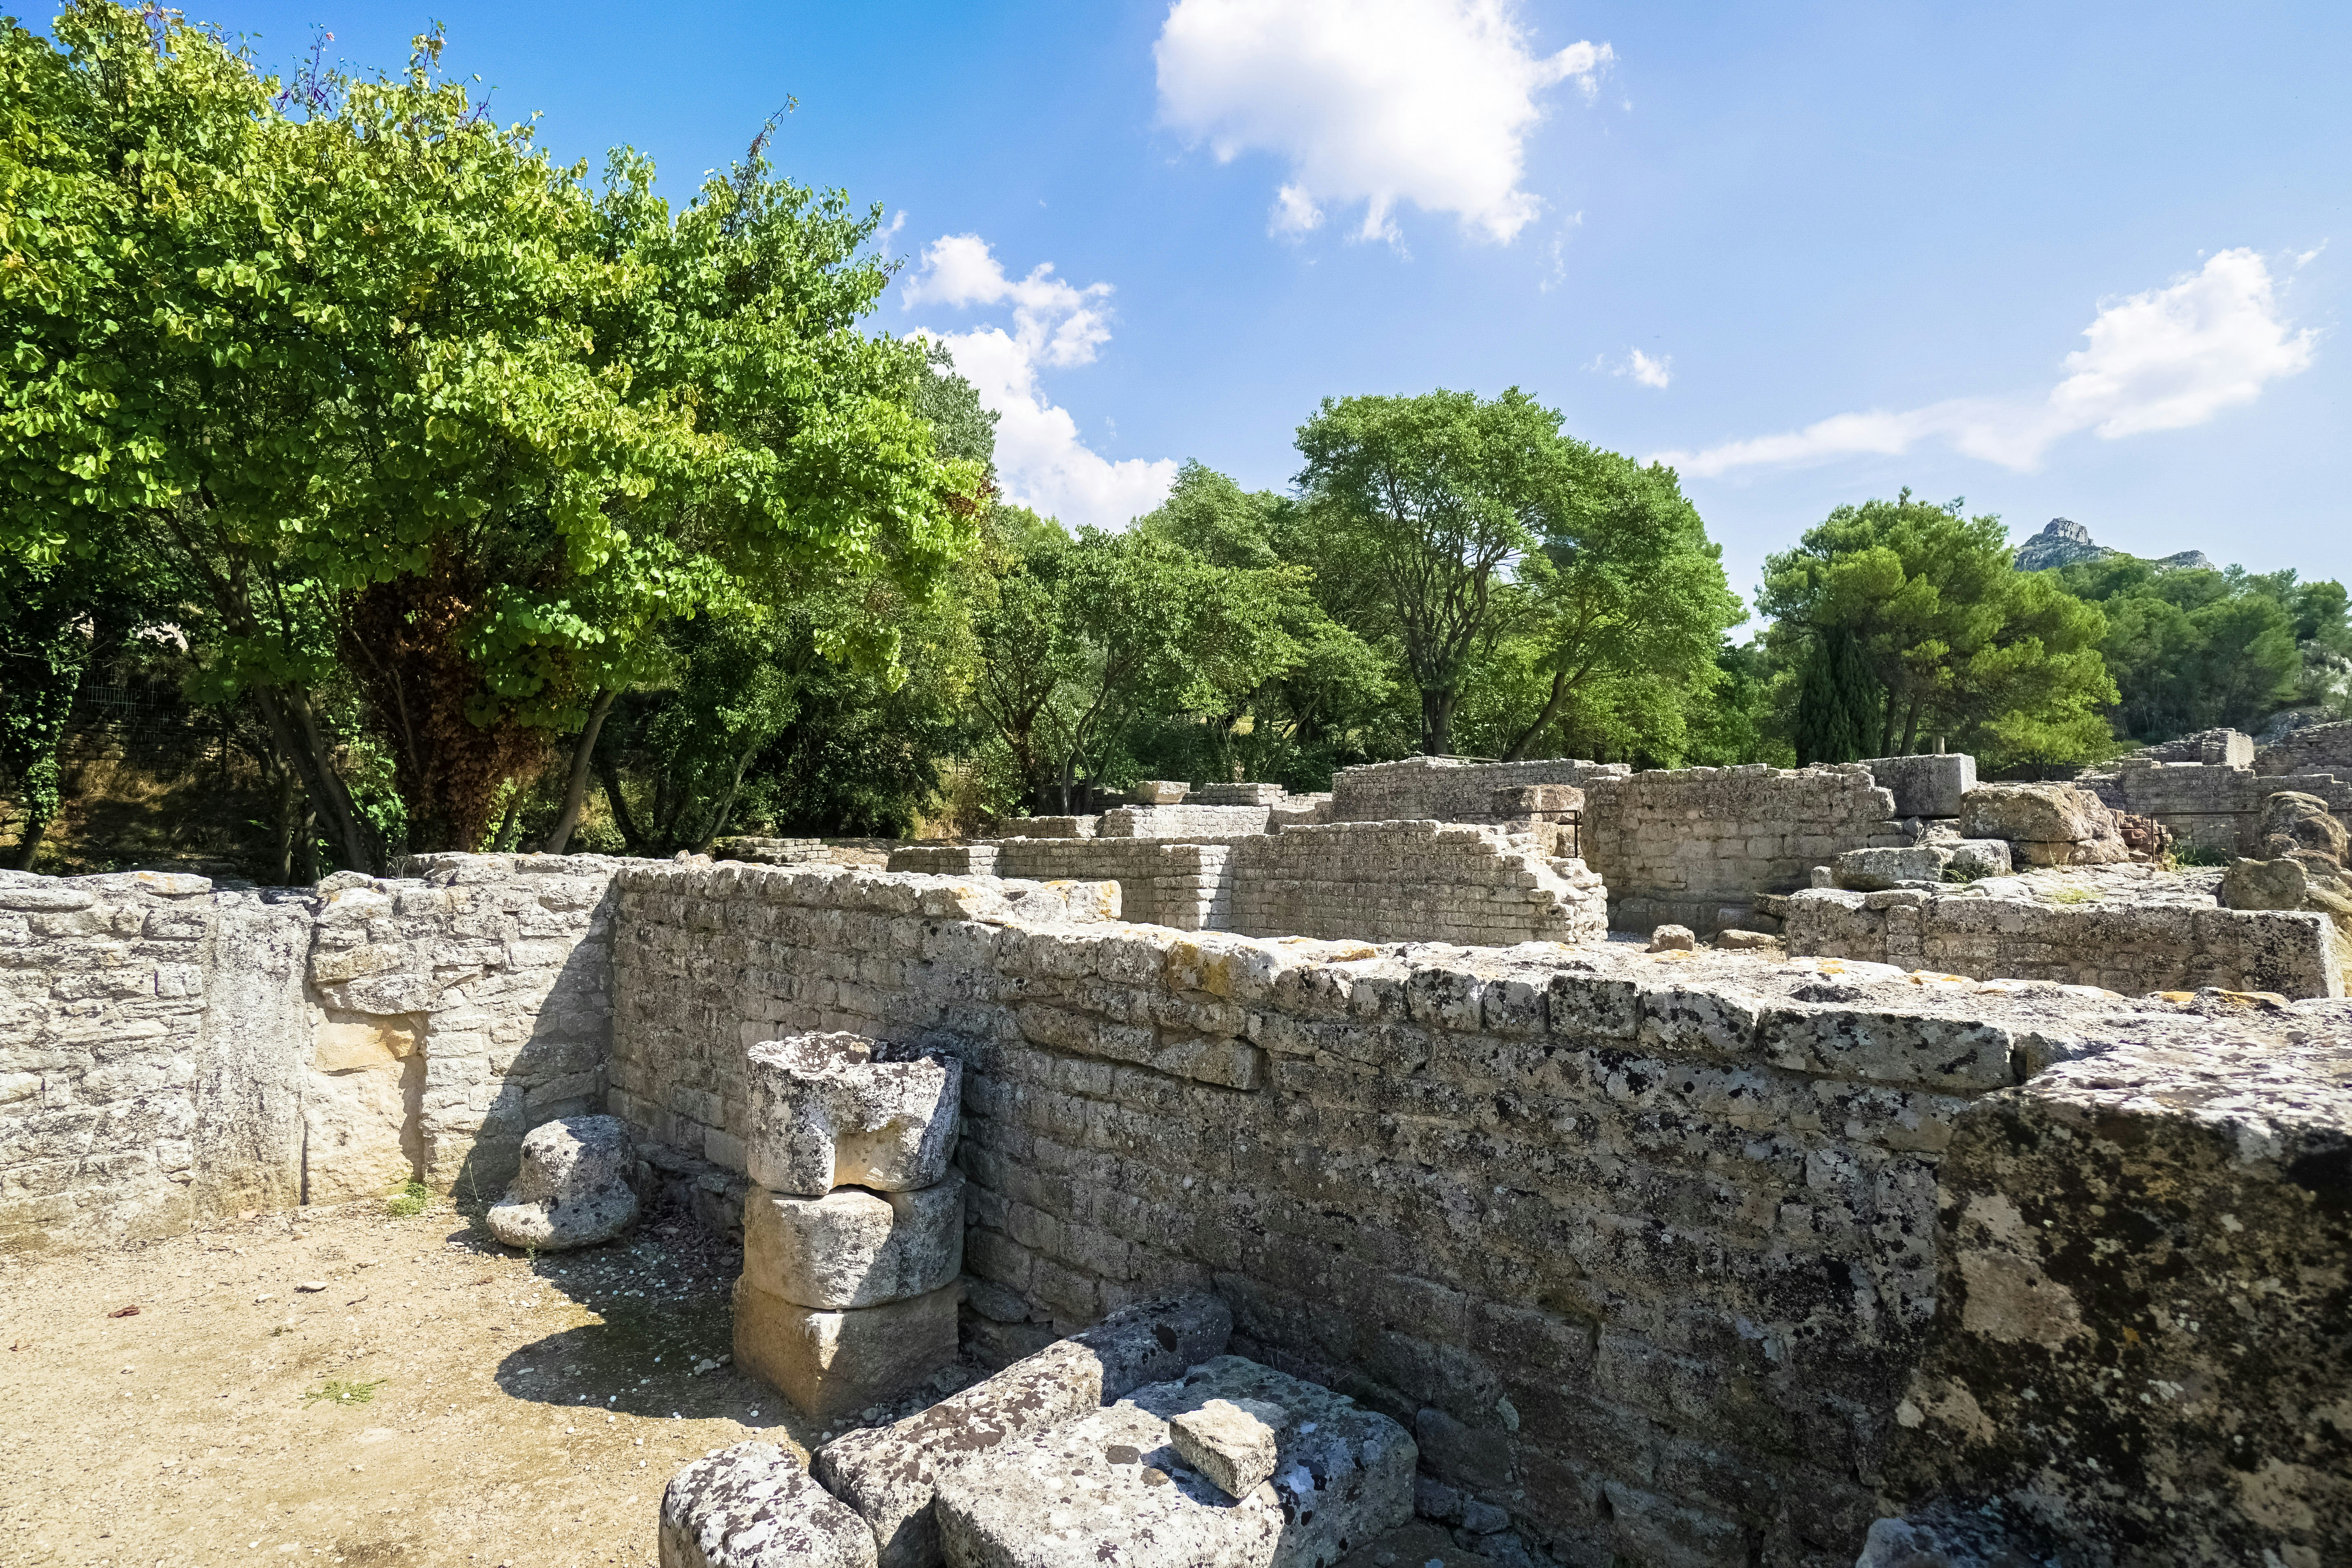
<box><xmin>2014</xmin><ymin>517</ymin><xmax>2216</xmax><ymax>574</ymax></box>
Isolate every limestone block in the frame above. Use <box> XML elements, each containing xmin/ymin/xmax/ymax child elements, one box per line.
<box><xmin>301</xmin><ymin>1042</ymin><xmax>422</xmax><ymax>1205</ymax></box>
<box><xmin>1958</xmin><ymin>783</ymin><xmax>2114</xmax><ymax>848</ymax></box>
<box><xmin>1863</xmin><ymin>753</ymin><xmax>1977</xmax><ymax>818</ymax></box>
<box><xmin>1170</xmin><ymin>1397</ymin><xmax>1288</xmax><ymax>1498</ymax></box>
<box><xmin>733</xmin><ymin>1276</ymin><xmax>959</xmax><ymax>1423</ymax></box>
<box><xmin>1834</xmin><ymin>846</ymin><xmax>1946</xmax><ymax>891</ymax></box>
<box><xmin>1947</xmin><ymin>839</ymin><xmax>2012</xmax><ymax>878</ymax></box>
<box><xmin>487</xmin><ymin>1115</ymin><xmax>637</xmax><ymax>1249</ymax></box>
<box><xmin>1132</xmin><ymin>781</ymin><xmax>1190</xmax><ymax>805</ymax></box>
<box><xmin>1649</xmin><ymin>925</ymin><xmax>1694</xmax><ymax>952</ymax></box>
<box><xmin>659</xmin><ymin>1441</ymin><xmax>877</xmax><ymax>1568</ymax></box>
<box><xmin>2221</xmin><ymin>857</ymin><xmax>2308</xmax><ymax>911</ymax></box>
<box><xmin>744</xmin><ymin>1033</ymin><xmax>960</xmax><ymax>1197</ymax></box>
<box><xmin>930</xmin><ymin>1356</ymin><xmax>1414</xmax><ymax>1568</ymax></box>
<box><xmin>813</xmin><ymin>1293</ymin><xmax>1231</xmax><ymax>1568</ymax></box>
<box><xmin>817</xmin><ymin>1339</ymin><xmax>1108</xmax><ymax>1568</ymax></box>
<box><xmin>2261</xmin><ymin>790</ymin><xmax>2350</xmax><ymax>862</ymax></box>
<box><xmin>742</xmin><ymin>1173</ymin><xmax>964</xmax><ymax>1309</ymax></box>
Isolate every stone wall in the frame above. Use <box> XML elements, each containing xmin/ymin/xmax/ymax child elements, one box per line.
<box><xmin>889</xmin><ymin>823</ymin><xmax>1607</xmax><ymax>947</ymax></box>
<box><xmin>2256</xmin><ymin>717</ymin><xmax>2352</xmax><ymax>776</ymax></box>
<box><xmin>1</xmin><ymin>870</ymin><xmax>308</xmax><ymax>1251</ymax></box>
<box><xmin>605</xmin><ymin>858</ymin><xmax>2351</xmax><ymax>1567</ymax></box>
<box><xmin>1096</xmin><ymin>804</ymin><xmax>1271</xmax><ymax>839</ymax></box>
<box><xmin>1581</xmin><ymin>764</ymin><xmax>1906</xmax><ymax>935</ymax></box>
<box><xmin>1782</xmin><ymin>879</ymin><xmax>2343</xmax><ymax>999</ymax></box>
<box><xmin>1</xmin><ymin>853</ymin><xmax>627</xmax><ymax>1249</ymax></box>
<box><xmin>2138</xmin><ymin>726</ymin><xmax>2255</xmax><ymax>767</ymax></box>
<box><xmin>2111</xmin><ymin>762</ymin><xmax>2352</xmax><ymax>854</ymax></box>
<box><xmin>1226</xmin><ymin>820</ymin><xmax>1607</xmax><ymax>946</ymax></box>
<box><xmin>1330</xmin><ymin>756</ymin><xmax>1629</xmax><ymax>825</ymax></box>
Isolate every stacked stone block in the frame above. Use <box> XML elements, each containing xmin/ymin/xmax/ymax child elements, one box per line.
<box><xmin>1095</xmin><ymin>803</ymin><xmax>1272</xmax><ymax>838</ymax></box>
<box><xmin>2256</xmin><ymin>716</ymin><xmax>2352</xmax><ymax>776</ymax></box>
<box><xmin>2138</xmin><ymin>726</ymin><xmax>2256</xmax><ymax>767</ymax></box>
<box><xmin>2107</xmin><ymin>760</ymin><xmax>2352</xmax><ymax>855</ymax></box>
<box><xmin>1581</xmin><ymin>763</ymin><xmax>1906</xmax><ymax>934</ymax></box>
<box><xmin>1227</xmin><ymin>819</ymin><xmax>1607</xmax><ymax>945</ymax></box>
<box><xmin>731</xmin><ymin>1031</ymin><xmax>965</xmax><ymax>1421</ymax></box>
<box><xmin>1329</xmin><ymin>755</ymin><xmax>1629</xmax><ymax>825</ymax></box>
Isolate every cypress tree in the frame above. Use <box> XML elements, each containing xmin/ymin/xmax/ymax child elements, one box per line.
<box><xmin>1793</xmin><ymin>626</ymin><xmax>1878</xmax><ymax>764</ymax></box>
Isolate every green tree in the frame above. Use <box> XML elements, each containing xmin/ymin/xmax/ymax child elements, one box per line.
<box><xmin>1295</xmin><ymin>389</ymin><xmax>1567</xmax><ymax>755</ymax></box>
<box><xmin>2</xmin><ymin>6</ymin><xmax>980</xmax><ymax>866</ymax></box>
<box><xmin>1491</xmin><ymin>450</ymin><xmax>1742</xmax><ymax>761</ymax></box>
<box><xmin>1758</xmin><ymin>492</ymin><xmax>2116</xmax><ymax>767</ymax></box>
<box><xmin>1790</xmin><ymin>626</ymin><xmax>1879</xmax><ymax>765</ymax></box>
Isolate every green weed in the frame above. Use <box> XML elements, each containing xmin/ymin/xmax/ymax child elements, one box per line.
<box><xmin>2169</xmin><ymin>843</ymin><xmax>2232</xmax><ymax>868</ymax></box>
<box><xmin>384</xmin><ymin>1177</ymin><xmax>431</xmax><ymax>1218</ymax></box>
<box><xmin>2049</xmin><ymin>887</ymin><xmax>2098</xmax><ymax>905</ymax></box>
<box><xmin>304</xmin><ymin>1378</ymin><xmax>384</xmax><ymax>1406</ymax></box>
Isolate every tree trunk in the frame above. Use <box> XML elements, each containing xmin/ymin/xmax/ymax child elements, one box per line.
<box><xmin>1501</xmin><ymin>668</ymin><xmax>1572</xmax><ymax>763</ymax></box>
<box><xmin>489</xmin><ymin>791</ymin><xmax>524</xmax><ymax>853</ymax></box>
<box><xmin>1421</xmin><ymin>688</ymin><xmax>1456</xmax><ymax>756</ymax></box>
<box><xmin>595</xmin><ymin>750</ymin><xmax>648</xmax><ymax>855</ymax></box>
<box><xmin>693</xmin><ymin>741</ymin><xmax>762</xmax><ymax>856</ymax></box>
<box><xmin>1900</xmin><ymin>699</ymin><xmax>1924</xmax><ymax>758</ymax></box>
<box><xmin>9</xmin><ymin>791</ymin><xmax>50</xmax><ymax>871</ymax></box>
<box><xmin>274</xmin><ymin>766</ymin><xmax>302</xmax><ymax>885</ymax></box>
<box><xmin>251</xmin><ymin>685</ymin><xmax>380</xmax><ymax>874</ymax></box>
<box><xmin>542</xmin><ymin>688</ymin><xmax>618</xmax><ymax>854</ymax></box>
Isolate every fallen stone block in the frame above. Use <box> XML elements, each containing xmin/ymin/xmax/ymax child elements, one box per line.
<box><xmin>1131</xmin><ymin>780</ymin><xmax>1190</xmax><ymax>805</ymax></box>
<box><xmin>1714</xmin><ymin>928</ymin><xmax>1778</xmax><ymax>951</ymax></box>
<box><xmin>485</xmin><ymin>1114</ymin><xmax>637</xmax><ymax>1251</ymax></box>
<box><xmin>1834</xmin><ymin>845</ymin><xmax>1946</xmax><ymax>891</ymax></box>
<box><xmin>814</xmin><ymin>1293</ymin><xmax>1232</xmax><ymax>1568</ymax></box>
<box><xmin>930</xmin><ymin>1355</ymin><xmax>1414</xmax><ymax>1568</ymax></box>
<box><xmin>744</xmin><ymin>1033</ymin><xmax>961</xmax><ymax>1197</ymax></box>
<box><xmin>1648</xmin><ymin>924</ymin><xmax>1694</xmax><ymax>953</ymax></box>
<box><xmin>733</xmin><ymin>1276</ymin><xmax>959</xmax><ymax>1423</ymax></box>
<box><xmin>1170</xmin><ymin>1396</ymin><xmax>1287</xmax><ymax>1497</ymax></box>
<box><xmin>1946</xmin><ymin>839</ymin><xmax>2011</xmax><ymax>878</ymax></box>
<box><xmin>742</xmin><ymin>1174</ymin><xmax>964</xmax><ymax>1310</ymax></box>
<box><xmin>659</xmin><ymin>1441</ymin><xmax>877</xmax><ymax>1568</ymax></box>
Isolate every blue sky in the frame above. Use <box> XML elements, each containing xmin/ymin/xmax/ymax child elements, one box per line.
<box><xmin>91</xmin><ymin>0</ymin><xmax>2352</xmax><ymax>613</ymax></box>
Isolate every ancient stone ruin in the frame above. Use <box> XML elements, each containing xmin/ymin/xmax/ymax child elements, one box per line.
<box><xmin>7</xmin><ymin>744</ymin><xmax>2352</xmax><ymax>1566</ymax></box>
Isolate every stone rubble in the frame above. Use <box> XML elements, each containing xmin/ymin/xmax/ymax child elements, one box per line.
<box><xmin>1168</xmin><ymin>1396</ymin><xmax>1288</xmax><ymax>1497</ymax></box>
<box><xmin>659</xmin><ymin>1441</ymin><xmax>877</xmax><ymax>1568</ymax></box>
<box><xmin>484</xmin><ymin>1113</ymin><xmax>638</xmax><ymax>1250</ymax></box>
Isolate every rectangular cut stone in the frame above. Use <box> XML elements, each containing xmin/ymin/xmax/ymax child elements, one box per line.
<box><xmin>1862</xmin><ymin>754</ymin><xmax>1977</xmax><ymax>818</ymax></box>
<box><xmin>742</xmin><ymin>1174</ymin><xmax>964</xmax><ymax>1309</ymax></box>
<box><xmin>660</xmin><ymin>1441</ymin><xmax>877</xmax><ymax>1568</ymax></box>
<box><xmin>931</xmin><ymin>1356</ymin><xmax>1415</xmax><ymax>1568</ymax></box>
<box><xmin>1170</xmin><ymin>1398</ymin><xmax>1286</xmax><ymax>1497</ymax></box>
<box><xmin>733</xmin><ymin>1277</ymin><xmax>959</xmax><ymax>1423</ymax></box>
<box><xmin>743</xmin><ymin>1033</ymin><xmax>961</xmax><ymax>1196</ymax></box>
<box><xmin>816</xmin><ymin>1340</ymin><xmax>1110</xmax><ymax>1568</ymax></box>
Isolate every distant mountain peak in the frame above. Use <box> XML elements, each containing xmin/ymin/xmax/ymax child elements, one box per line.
<box><xmin>2012</xmin><ymin>517</ymin><xmax>2216</xmax><ymax>574</ymax></box>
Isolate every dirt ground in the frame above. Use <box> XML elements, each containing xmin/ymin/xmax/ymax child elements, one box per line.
<box><xmin>0</xmin><ymin>1195</ymin><xmax>972</xmax><ymax>1567</ymax></box>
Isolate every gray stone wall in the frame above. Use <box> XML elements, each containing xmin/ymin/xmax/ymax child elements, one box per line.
<box><xmin>889</xmin><ymin>823</ymin><xmax>1607</xmax><ymax>947</ymax></box>
<box><xmin>2112</xmin><ymin>760</ymin><xmax>2352</xmax><ymax>853</ymax></box>
<box><xmin>1582</xmin><ymin>764</ymin><xmax>1906</xmax><ymax>935</ymax></box>
<box><xmin>1227</xmin><ymin>820</ymin><xmax>1607</xmax><ymax>946</ymax></box>
<box><xmin>1</xmin><ymin>869</ymin><xmax>308</xmax><ymax>1251</ymax></box>
<box><xmin>2255</xmin><ymin>717</ymin><xmax>2352</xmax><ymax>776</ymax></box>
<box><xmin>1330</xmin><ymin>757</ymin><xmax>1629</xmax><ymax>825</ymax></box>
<box><xmin>1096</xmin><ymin>804</ymin><xmax>1272</xmax><ymax>839</ymax></box>
<box><xmin>2138</xmin><ymin>726</ymin><xmax>2256</xmax><ymax>767</ymax></box>
<box><xmin>605</xmin><ymin>858</ymin><xmax>2350</xmax><ymax>1566</ymax></box>
<box><xmin>1782</xmin><ymin>882</ymin><xmax>2342</xmax><ymax>998</ymax></box>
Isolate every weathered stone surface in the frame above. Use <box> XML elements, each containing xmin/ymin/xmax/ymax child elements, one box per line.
<box><xmin>2261</xmin><ymin>789</ymin><xmax>2350</xmax><ymax>862</ymax></box>
<box><xmin>733</xmin><ymin>1276</ymin><xmax>959</xmax><ymax>1423</ymax></box>
<box><xmin>1648</xmin><ymin>924</ymin><xmax>1694</xmax><ymax>952</ymax></box>
<box><xmin>1836</xmin><ymin>846</ymin><xmax>1947</xmax><ymax>891</ymax></box>
<box><xmin>743</xmin><ymin>1033</ymin><xmax>960</xmax><ymax>1196</ymax></box>
<box><xmin>486</xmin><ymin>1114</ymin><xmax>637</xmax><ymax>1250</ymax></box>
<box><xmin>2222</xmin><ymin>856</ymin><xmax>2311</xmax><ymax>911</ymax></box>
<box><xmin>741</xmin><ymin>1174</ymin><xmax>964</xmax><ymax>1309</ymax></box>
<box><xmin>1854</xmin><ymin>1509</ymin><xmax>2054</xmax><ymax>1567</ymax></box>
<box><xmin>1863</xmin><ymin>753</ymin><xmax>1978</xmax><ymax>818</ymax></box>
<box><xmin>1713</xmin><ymin>927</ymin><xmax>1778</xmax><ymax>950</ymax></box>
<box><xmin>1169</xmin><ymin>1397</ymin><xmax>1286</xmax><ymax>1498</ymax></box>
<box><xmin>812</xmin><ymin>1295</ymin><xmax>1232</xmax><ymax>1568</ymax></box>
<box><xmin>1331</xmin><ymin>1519</ymin><xmax>1504</xmax><ymax>1568</ymax></box>
<box><xmin>815</xmin><ymin>1339</ymin><xmax>1111</xmax><ymax>1568</ymax></box>
<box><xmin>931</xmin><ymin>1357</ymin><xmax>1415</xmax><ymax>1568</ymax></box>
<box><xmin>1945</xmin><ymin>839</ymin><xmax>2011</xmax><ymax>879</ymax></box>
<box><xmin>659</xmin><ymin>1441</ymin><xmax>877</xmax><ymax>1568</ymax></box>
<box><xmin>1131</xmin><ymin>781</ymin><xmax>1190</xmax><ymax>806</ymax></box>
<box><xmin>1958</xmin><ymin>783</ymin><xmax>2127</xmax><ymax>865</ymax></box>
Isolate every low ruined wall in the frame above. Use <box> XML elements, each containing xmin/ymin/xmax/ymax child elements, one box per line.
<box><xmin>1098</xmin><ymin>804</ymin><xmax>1271</xmax><ymax>838</ymax></box>
<box><xmin>2256</xmin><ymin>717</ymin><xmax>2352</xmax><ymax>776</ymax></box>
<box><xmin>889</xmin><ymin>823</ymin><xmax>1605</xmax><ymax>946</ymax></box>
<box><xmin>1</xmin><ymin>854</ymin><xmax>628</xmax><ymax>1249</ymax></box>
<box><xmin>2115</xmin><ymin>761</ymin><xmax>2352</xmax><ymax>854</ymax></box>
<box><xmin>1</xmin><ymin>870</ymin><xmax>308</xmax><ymax>1250</ymax></box>
<box><xmin>1583</xmin><ymin>764</ymin><xmax>1906</xmax><ymax>935</ymax></box>
<box><xmin>606</xmin><ymin>858</ymin><xmax>2350</xmax><ymax>1566</ymax></box>
<box><xmin>1330</xmin><ymin>756</ymin><xmax>1628</xmax><ymax>824</ymax></box>
<box><xmin>1227</xmin><ymin>820</ymin><xmax>1606</xmax><ymax>946</ymax></box>
<box><xmin>1783</xmin><ymin>885</ymin><xmax>2343</xmax><ymax>999</ymax></box>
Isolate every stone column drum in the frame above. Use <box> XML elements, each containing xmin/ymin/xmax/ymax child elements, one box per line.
<box><xmin>732</xmin><ymin>1033</ymin><xmax>964</xmax><ymax>1422</ymax></box>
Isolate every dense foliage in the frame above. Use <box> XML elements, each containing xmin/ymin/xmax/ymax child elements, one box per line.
<box><xmin>3</xmin><ymin>6</ymin><xmax>2345</xmax><ymax>877</ymax></box>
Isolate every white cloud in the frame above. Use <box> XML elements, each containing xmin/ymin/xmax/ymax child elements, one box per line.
<box><xmin>904</xmin><ymin>235</ymin><xmax>1176</xmax><ymax>530</ymax></box>
<box><xmin>1624</xmin><ymin>348</ymin><xmax>1671</xmax><ymax>389</ymax></box>
<box><xmin>1155</xmin><ymin>0</ymin><xmax>1612</xmax><ymax>246</ymax></box>
<box><xmin>1658</xmin><ymin>249</ymin><xmax>2317</xmax><ymax>478</ymax></box>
